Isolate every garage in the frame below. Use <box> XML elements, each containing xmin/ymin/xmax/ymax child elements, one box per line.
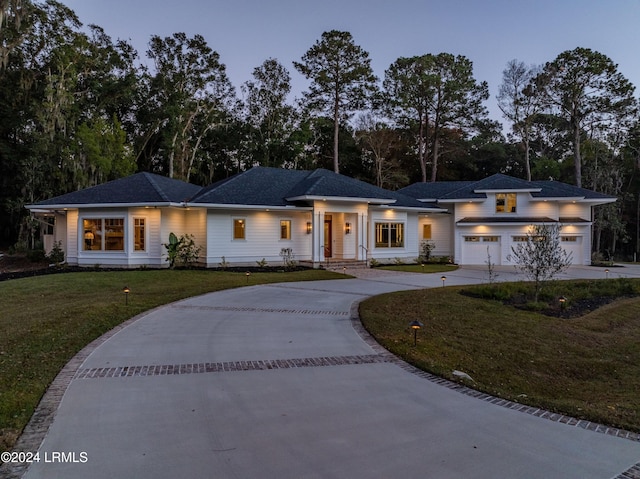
<box><xmin>561</xmin><ymin>235</ymin><xmax>583</xmax><ymax>265</ymax></box>
<box><xmin>460</xmin><ymin>235</ymin><xmax>502</xmax><ymax>265</ymax></box>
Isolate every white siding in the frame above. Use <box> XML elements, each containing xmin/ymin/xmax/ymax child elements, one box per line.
<box><xmin>66</xmin><ymin>210</ymin><xmax>79</xmax><ymax>265</ymax></box>
<box><xmin>369</xmin><ymin>209</ymin><xmax>414</xmax><ymax>263</ymax></box>
<box><xmin>206</xmin><ymin>210</ymin><xmax>312</xmax><ymax>266</ymax></box>
<box><xmin>418</xmin><ymin>214</ymin><xmax>453</xmax><ymax>258</ymax></box>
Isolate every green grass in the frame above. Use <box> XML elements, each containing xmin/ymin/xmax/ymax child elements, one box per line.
<box><xmin>0</xmin><ymin>268</ymin><xmax>345</xmax><ymax>452</ymax></box>
<box><xmin>359</xmin><ymin>280</ymin><xmax>640</xmax><ymax>432</ymax></box>
<box><xmin>377</xmin><ymin>264</ymin><xmax>459</xmax><ymax>274</ymax></box>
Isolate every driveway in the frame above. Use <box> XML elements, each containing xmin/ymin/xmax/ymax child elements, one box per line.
<box><xmin>11</xmin><ymin>265</ymin><xmax>640</xmax><ymax>478</ymax></box>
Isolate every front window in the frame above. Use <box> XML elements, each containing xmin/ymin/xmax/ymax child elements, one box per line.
<box><xmin>496</xmin><ymin>193</ymin><xmax>517</xmax><ymax>213</ymax></box>
<box><xmin>423</xmin><ymin>224</ymin><xmax>432</xmax><ymax>240</ymax></box>
<box><xmin>375</xmin><ymin>222</ymin><xmax>404</xmax><ymax>248</ymax></box>
<box><xmin>83</xmin><ymin>218</ymin><xmax>124</xmax><ymax>251</ymax></box>
<box><xmin>280</xmin><ymin>220</ymin><xmax>291</xmax><ymax>240</ymax></box>
<box><xmin>233</xmin><ymin>219</ymin><xmax>245</xmax><ymax>240</ymax></box>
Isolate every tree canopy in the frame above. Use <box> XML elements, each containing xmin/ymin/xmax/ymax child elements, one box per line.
<box><xmin>0</xmin><ymin>2</ymin><xmax>639</xmax><ymax>262</ymax></box>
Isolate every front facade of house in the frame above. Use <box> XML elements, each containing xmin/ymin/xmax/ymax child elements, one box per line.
<box><xmin>28</xmin><ymin>168</ymin><xmax>616</xmax><ymax>268</ymax></box>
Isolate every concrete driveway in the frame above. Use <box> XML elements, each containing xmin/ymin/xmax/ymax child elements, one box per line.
<box><xmin>11</xmin><ymin>265</ymin><xmax>640</xmax><ymax>478</ymax></box>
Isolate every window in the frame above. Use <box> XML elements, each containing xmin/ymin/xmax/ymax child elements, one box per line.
<box><xmin>483</xmin><ymin>236</ymin><xmax>500</xmax><ymax>242</ymax></box>
<box><xmin>280</xmin><ymin>220</ymin><xmax>291</xmax><ymax>240</ymax></box>
<box><xmin>423</xmin><ymin>224</ymin><xmax>432</xmax><ymax>240</ymax></box>
<box><xmin>83</xmin><ymin>218</ymin><xmax>124</xmax><ymax>251</ymax></box>
<box><xmin>513</xmin><ymin>235</ymin><xmax>544</xmax><ymax>242</ymax></box>
<box><xmin>375</xmin><ymin>222</ymin><xmax>404</xmax><ymax>248</ymax></box>
<box><xmin>496</xmin><ymin>193</ymin><xmax>517</xmax><ymax>213</ymax></box>
<box><xmin>233</xmin><ymin>219</ymin><xmax>245</xmax><ymax>240</ymax></box>
<box><xmin>561</xmin><ymin>236</ymin><xmax>578</xmax><ymax>242</ymax></box>
<box><xmin>134</xmin><ymin>218</ymin><xmax>146</xmax><ymax>251</ymax></box>
<box><xmin>464</xmin><ymin>236</ymin><xmax>480</xmax><ymax>242</ymax></box>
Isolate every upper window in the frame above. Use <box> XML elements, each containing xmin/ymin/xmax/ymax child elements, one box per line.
<box><xmin>375</xmin><ymin>222</ymin><xmax>404</xmax><ymax>248</ymax></box>
<box><xmin>280</xmin><ymin>220</ymin><xmax>291</xmax><ymax>240</ymax></box>
<box><xmin>496</xmin><ymin>193</ymin><xmax>517</xmax><ymax>213</ymax></box>
<box><xmin>233</xmin><ymin>219</ymin><xmax>245</xmax><ymax>240</ymax></box>
<box><xmin>423</xmin><ymin>224</ymin><xmax>432</xmax><ymax>240</ymax></box>
<box><xmin>83</xmin><ymin>218</ymin><xmax>124</xmax><ymax>251</ymax></box>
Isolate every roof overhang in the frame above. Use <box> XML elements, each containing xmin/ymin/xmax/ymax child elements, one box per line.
<box><xmin>286</xmin><ymin>195</ymin><xmax>394</xmax><ymax>205</ymax></box>
<box><xmin>26</xmin><ymin>202</ymin><xmax>181</xmax><ymax>210</ymax></box>
<box><xmin>194</xmin><ymin>203</ymin><xmax>312</xmax><ymax>211</ymax></box>
<box><xmin>474</xmin><ymin>188</ymin><xmax>542</xmax><ymax>194</ymax></box>
<box><xmin>372</xmin><ymin>205</ymin><xmax>448</xmax><ymax>213</ymax></box>
<box><xmin>457</xmin><ymin>216</ymin><xmax>557</xmax><ymax>226</ymax></box>
<box><xmin>438</xmin><ymin>198</ymin><xmax>485</xmax><ymax>204</ymax></box>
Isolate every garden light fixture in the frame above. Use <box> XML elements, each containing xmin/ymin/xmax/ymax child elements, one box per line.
<box><xmin>123</xmin><ymin>286</ymin><xmax>130</xmax><ymax>305</ymax></box>
<box><xmin>409</xmin><ymin>320</ymin><xmax>423</xmax><ymax>346</ymax></box>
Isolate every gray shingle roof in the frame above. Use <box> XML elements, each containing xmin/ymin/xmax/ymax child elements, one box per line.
<box><xmin>192</xmin><ymin>167</ymin><xmax>438</xmax><ymax>209</ymax></box>
<box><xmin>399</xmin><ymin>173</ymin><xmax>616</xmax><ymax>202</ymax></box>
<box><xmin>34</xmin><ymin>172</ymin><xmax>201</xmax><ymax>206</ymax></box>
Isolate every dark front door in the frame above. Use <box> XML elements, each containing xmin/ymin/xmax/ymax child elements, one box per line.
<box><xmin>324</xmin><ymin>219</ymin><xmax>332</xmax><ymax>258</ymax></box>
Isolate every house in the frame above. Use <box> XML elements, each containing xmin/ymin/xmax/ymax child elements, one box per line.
<box><xmin>27</xmin><ymin>167</ymin><xmax>616</xmax><ymax>268</ymax></box>
<box><xmin>398</xmin><ymin>173</ymin><xmax>616</xmax><ymax>265</ymax></box>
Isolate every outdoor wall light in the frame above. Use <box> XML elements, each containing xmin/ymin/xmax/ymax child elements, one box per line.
<box><xmin>306</xmin><ymin>222</ymin><xmax>312</xmax><ymax>234</ymax></box>
<box><xmin>441</xmin><ymin>275</ymin><xmax>447</xmax><ymax>287</ymax></box>
<box><xmin>345</xmin><ymin>222</ymin><xmax>351</xmax><ymax>235</ymax></box>
<box><xmin>409</xmin><ymin>320</ymin><xmax>423</xmax><ymax>346</ymax></box>
<box><xmin>123</xmin><ymin>286</ymin><xmax>130</xmax><ymax>305</ymax></box>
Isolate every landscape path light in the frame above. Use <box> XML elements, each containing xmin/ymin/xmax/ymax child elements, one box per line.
<box><xmin>246</xmin><ymin>271</ymin><xmax>250</xmax><ymax>284</ymax></box>
<box><xmin>559</xmin><ymin>296</ymin><xmax>567</xmax><ymax>311</ymax></box>
<box><xmin>409</xmin><ymin>320</ymin><xmax>424</xmax><ymax>346</ymax></box>
<box><xmin>441</xmin><ymin>275</ymin><xmax>446</xmax><ymax>287</ymax></box>
<box><xmin>123</xmin><ymin>286</ymin><xmax>130</xmax><ymax>305</ymax></box>
<box><xmin>605</xmin><ymin>268</ymin><xmax>610</xmax><ymax>279</ymax></box>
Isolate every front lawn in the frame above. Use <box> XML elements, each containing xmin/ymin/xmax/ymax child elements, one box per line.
<box><xmin>0</xmin><ymin>268</ymin><xmax>344</xmax><ymax>452</ymax></box>
<box><xmin>376</xmin><ymin>264</ymin><xmax>459</xmax><ymax>274</ymax></box>
<box><xmin>359</xmin><ymin>278</ymin><xmax>640</xmax><ymax>432</ymax></box>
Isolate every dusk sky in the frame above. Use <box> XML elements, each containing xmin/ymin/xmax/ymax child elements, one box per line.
<box><xmin>58</xmin><ymin>0</ymin><xmax>640</xmax><ymax>128</ymax></box>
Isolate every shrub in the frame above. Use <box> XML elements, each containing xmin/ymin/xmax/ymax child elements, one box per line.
<box><xmin>47</xmin><ymin>241</ymin><xmax>65</xmax><ymax>265</ymax></box>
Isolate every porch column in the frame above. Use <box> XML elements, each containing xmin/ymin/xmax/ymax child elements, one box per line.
<box><xmin>358</xmin><ymin>212</ymin><xmax>368</xmax><ymax>261</ymax></box>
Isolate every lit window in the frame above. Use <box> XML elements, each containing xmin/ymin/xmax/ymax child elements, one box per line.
<box><xmin>375</xmin><ymin>223</ymin><xmax>404</xmax><ymax>248</ymax></box>
<box><xmin>464</xmin><ymin>236</ymin><xmax>480</xmax><ymax>242</ymax></box>
<box><xmin>233</xmin><ymin>219</ymin><xmax>245</xmax><ymax>240</ymax></box>
<box><xmin>423</xmin><ymin>224</ymin><xmax>432</xmax><ymax>240</ymax></box>
<box><xmin>496</xmin><ymin>193</ymin><xmax>517</xmax><ymax>213</ymax></box>
<box><xmin>280</xmin><ymin>220</ymin><xmax>291</xmax><ymax>240</ymax></box>
<box><xmin>83</xmin><ymin>218</ymin><xmax>124</xmax><ymax>251</ymax></box>
<box><xmin>134</xmin><ymin>218</ymin><xmax>146</xmax><ymax>251</ymax></box>
<box><xmin>483</xmin><ymin>236</ymin><xmax>499</xmax><ymax>242</ymax></box>
<box><xmin>561</xmin><ymin>236</ymin><xmax>578</xmax><ymax>242</ymax></box>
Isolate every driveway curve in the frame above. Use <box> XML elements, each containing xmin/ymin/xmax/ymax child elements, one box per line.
<box><xmin>12</xmin><ymin>266</ymin><xmax>640</xmax><ymax>478</ymax></box>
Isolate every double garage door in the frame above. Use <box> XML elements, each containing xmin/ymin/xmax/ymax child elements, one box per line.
<box><xmin>460</xmin><ymin>234</ymin><xmax>584</xmax><ymax>265</ymax></box>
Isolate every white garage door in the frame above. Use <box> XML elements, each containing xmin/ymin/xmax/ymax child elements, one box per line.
<box><xmin>461</xmin><ymin>235</ymin><xmax>501</xmax><ymax>265</ymax></box>
<box><xmin>561</xmin><ymin>235</ymin><xmax>583</xmax><ymax>265</ymax></box>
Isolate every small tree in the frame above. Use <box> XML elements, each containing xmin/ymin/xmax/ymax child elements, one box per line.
<box><xmin>164</xmin><ymin>232</ymin><xmax>201</xmax><ymax>268</ymax></box>
<box><xmin>507</xmin><ymin>224</ymin><xmax>572</xmax><ymax>301</ymax></box>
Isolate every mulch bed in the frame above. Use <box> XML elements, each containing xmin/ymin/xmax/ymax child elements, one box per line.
<box><xmin>0</xmin><ymin>254</ymin><xmax>311</xmax><ymax>282</ymax></box>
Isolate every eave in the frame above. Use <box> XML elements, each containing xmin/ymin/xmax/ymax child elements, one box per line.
<box><xmin>286</xmin><ymin>195</ymin><xmax>394</xmax><ymax>205</ymax></box>
<box><xmin>194</xmin><ymin>203</ymin><xmax>313</xmax><ymax>211</ymax></box>
<box><xmin>26</xmin><ymin>202</ymin><xmax>181</xmax><ymax>211</ymax></box>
